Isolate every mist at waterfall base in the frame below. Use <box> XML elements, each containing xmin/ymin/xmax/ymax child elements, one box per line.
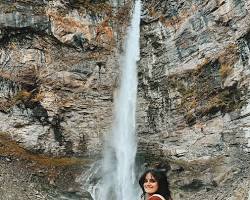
<box><xmin>78</xmin><ymin>1</ymin><xmax>141</xmax><ymax>200</ymax></box>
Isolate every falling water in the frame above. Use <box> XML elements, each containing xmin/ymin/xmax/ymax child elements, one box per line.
<box><xmin>78</xmin><ymin>1</ymin><xmax>141</xmax><ymax>200</ymax></box>
<box><xmin>102</xmin><ymin>0</ymin><xmax>141</xmax><ymax>199</ymax></box>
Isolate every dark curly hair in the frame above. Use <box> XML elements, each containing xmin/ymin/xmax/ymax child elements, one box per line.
<box><xmin>139</xmin><ymin>168</ymin><xmax>172</xmax><ymax>200</ymax></box>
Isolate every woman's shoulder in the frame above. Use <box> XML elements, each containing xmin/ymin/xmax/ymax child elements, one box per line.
<box><xmin>149</xmin><ymin>194</ymin><xmax>166</xmax><ymax>200</ymax></box>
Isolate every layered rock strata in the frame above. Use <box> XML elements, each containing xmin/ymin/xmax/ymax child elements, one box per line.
<box><xmin>137</xmin><ymin>0</ymin><xmax>250</xmax><ymax>199</ymax></box>
<box><xmin>0</xmin><ymin>0</ymin><xmax>249</xmax><ymax>199</ymax></box>
<box><xmin>0</xmin><ymin>0</ymin><xmax>125</xmax><ymax>156</ymax></box>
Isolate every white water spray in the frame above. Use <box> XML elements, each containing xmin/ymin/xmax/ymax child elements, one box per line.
<box><xmin>79</xmin><ymin>1</ymin><xmax>141</xmax><ymax>200</ymax></box>
<box><xmin>101</xmin><ymin>1</ymin><xmax>141</xmax><ymax>199</ymax></box>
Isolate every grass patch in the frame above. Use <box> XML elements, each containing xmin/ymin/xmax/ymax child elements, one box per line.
<box><xmin>167</xmin><ymin>45</ymin><xmax>245</xmax><ymax>125</ymax></box>
<box><xmin>219</xmin><ymin>64</ymin><xmax>233</xmax><ymax>79</ymax></box>
<box><xmin>0</xmin><ymin>133</ymin><xmax>88</xmax><ymax>168</ymax></box>
<box><xmin>0</xmin><ymin>88</ymin><xmax>43</xmax><ymax>112</ymax></box>
<box><xmin>218</xmin><ymin>44</ymin><xmax>237</xmax><ymax>79</ymax></box>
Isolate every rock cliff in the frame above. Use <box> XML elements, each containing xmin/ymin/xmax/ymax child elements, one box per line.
<box><xmin>137</xmin><ymin>0</ymin><xmax>250</xmax><ymax>199</ymax></box>
<box><xmin>0</xmin><ymin>0</ymin><xmax>121</xmax><ymax>156</ymax></box>
<box><xmin>0</xmin><ymin>0</ymin><xmax>249</xmax><ymax>199</ymax></box>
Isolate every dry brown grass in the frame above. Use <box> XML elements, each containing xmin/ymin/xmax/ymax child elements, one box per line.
<box><xmin>15</xmin><ymin>90</ymin><xmax>32</xmax><ymax>101</ymax></box>
<box><xmin>218</xmin><ymin>44</ymin><xmax>238</xmax><ymax>65</ymax></box>
<box><xmin>0</xmin><ymin>132</ymin><xmax>90</xmax><ymax>184</ymax></box>
<box><xmin>168</xmin><ymin>47</ymin><xmax>243</xmax><ymax>125</ymax></box>
<box><xmin>219</xmin><ymin>64</ymin><xmax>233</xmax><ymax>79</ymax></box>
<box><xmin>217</xmin><ymin>44</ymin><xmax>237</xmax><ymax>79</ymax></box>
<box><xmin>0</xmin><ymin>89</ymin><xmax>43</xmax><ymax>112</ymax></box>
<box><xmin>0</xmin><ymin>133</ymin><xmax>87</xmax><ymax>168</ymax></box>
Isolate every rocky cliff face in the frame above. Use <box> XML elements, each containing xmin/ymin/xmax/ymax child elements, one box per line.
<box><xmin>0</xmin><ymin>0</ymin><xmax>124</xmax><ymax>156</ymax></box>
<box><xmin>137</xmin><ymin>0</ymin><xmax>250</xmax><ymax>199</ymax></box>
<box><xmin>0</xmin><ymin>0</ymin><xmax>249</xmax><ymax>199</ymax></box>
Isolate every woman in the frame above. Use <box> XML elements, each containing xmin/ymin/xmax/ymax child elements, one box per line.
<box><xmin>139</xmin><ymin>168</ymin><xmax>172</xmax><ymax>200</ymax></box>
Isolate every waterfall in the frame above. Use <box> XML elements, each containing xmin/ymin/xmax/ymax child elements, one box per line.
<box><xmin>103</xmin><ymin>0</ymin><xmax>141</xmax><ymax>199</ymax></box>
<box><xmin>78</xmin><ymin>1</ymin><xmax>141</xmax><ymax>199</ymax></box>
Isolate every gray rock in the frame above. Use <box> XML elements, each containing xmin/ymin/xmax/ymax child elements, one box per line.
<box><xmin>0</xmin><ymin>0</ymin><xmax>249</xmax><ymax>199</ymax></box>
<box><xmin>0</xmin><ymin>12</ymin><xmax>49</xmax><ymax>30</ymax></box>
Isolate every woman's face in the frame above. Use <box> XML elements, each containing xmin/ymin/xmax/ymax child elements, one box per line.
<box><xmin>143</xmin><ymin>172</ymin><xmax>159</xmax><ymax>195</ymax></box>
